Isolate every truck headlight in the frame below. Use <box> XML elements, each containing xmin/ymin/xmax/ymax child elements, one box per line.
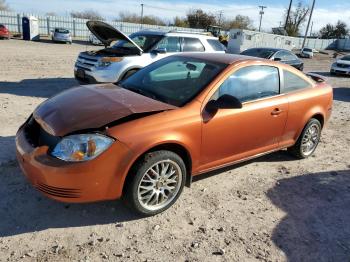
<box><xmin>51</xmin><ymin>134</ymin><xmax>114</xmax><ymax>162</ymax></box>
<box><xmin>97</xmin><ymin>57</ymin><xmax>123</xmax><ymax>68</ymax></box>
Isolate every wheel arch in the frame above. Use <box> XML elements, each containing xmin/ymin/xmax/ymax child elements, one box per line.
<box><xmin>122</xmin><ymin>142</ymin><xmax>193</xmax><ymax>196</ymax></box>
<box><xmin>118</xmin><ymin>66</ymin><xmax>142</xmax><ymax>81</ymax></box>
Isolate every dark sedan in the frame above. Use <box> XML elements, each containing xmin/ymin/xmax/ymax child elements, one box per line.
<box><xmin>240</xmin><ymin>48</ymin><xmax>304</xmax><ymax>71</ymax></box>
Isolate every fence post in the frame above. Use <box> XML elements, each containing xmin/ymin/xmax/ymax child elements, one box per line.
<box><xmin>47</xmin><ymin>17</ymin><xmax>50</xmax><ymax>35</ymax></box>
<box><xmin>73</xmin><ymin>19</ymin><xmax>76</xmax><ymax>37</ymax></box>
<box><xmin>17</xmin><ymin>13</ymin><xmax>21</xmax><ymax>33</ymax></box>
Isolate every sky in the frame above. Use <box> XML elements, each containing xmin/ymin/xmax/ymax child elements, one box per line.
<box><xmin>5</xmin><ymin>0</ymin><xmax>350</xmax><ymax>33</ymax></box>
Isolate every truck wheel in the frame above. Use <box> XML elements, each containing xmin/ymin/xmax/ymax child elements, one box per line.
<box><xmin>124</xmin><ymin>150</ymin><xmax>186</xmax><ymax>216</ymax></box>
<box><xmin>288</xmin><ymin>118</ymin><xmax>322</xmax><ymax>159</ymax></box>
<box><xmin>122</xmin><ymin>69</ymin><xmax>138</xmax><ymax>80</ymax></box>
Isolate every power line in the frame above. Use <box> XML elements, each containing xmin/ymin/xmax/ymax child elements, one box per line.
<box><xmin>258</xmin><ymin>6</ymin><xmax>267</xmax><ymax>32</ymax></box>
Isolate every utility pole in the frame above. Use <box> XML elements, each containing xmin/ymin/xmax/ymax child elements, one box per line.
<box><xmin>302</xmin><ymin>0</ymin><xmax>315</xmax><ymax>48</ymax></box>
<box><xmin>310</xmin><ymin>21</ymin><xmax>314</xmax><ymax>36</ymax></box>
<box><xmin>218</xmin><ymin>10</ymin><xmax>224</xmax><ymax>27</ymax></box>
<box><xmin>258</xmin><ymin>6</ymin><xmax>267</xmax><ymax>32</ymax></box>
<box><xmin>140</xmin><ymin>3</ymin><xmax>144</xmax><ymax>29</ymax></box>
<box><xmin>284</xmin><ymin>0</ymin><xmax>293</xmax><ymax>30</ymax></box>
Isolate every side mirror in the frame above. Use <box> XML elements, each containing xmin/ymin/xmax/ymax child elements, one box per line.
<box><xmin>151</xmin><ymin>47</ymin><xmax>167</xmax><ymax>55</ymax></box>
<box><xmin>206</xmin><ymin>94</ymin><xmax>242</xmax><ymax>113</ymax></box>
<box><xmin>273</xmin><ymin>57</ymin><xmax>282</xmax><ymax>61</ymax></box>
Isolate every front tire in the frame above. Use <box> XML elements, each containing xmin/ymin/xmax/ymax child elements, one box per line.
<box><xmin>122</xmin><ymin>69</ymin><xmax>138</xmax><ymax>80</ymax></box>
<box><xmin>124</xmin><ymin>150</ymin><xmax>186</xmax><ymax>216</ymax></box>
<box><xmin>288</xmin><ymin>118</ymin><xmax>322</xmax><ymax>159</ymax></box>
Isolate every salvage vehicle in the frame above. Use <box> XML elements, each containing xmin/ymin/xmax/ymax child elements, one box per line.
<box><xmin>299</xmin><ymin>47</ymin><xmax>314</xmax><ymax>58</ymax></box>
<box><xmin>0</xmin><ymin>24</ymin><xmax>10</xmax><ymax>39</ymax></box>
<box><xmin>52</xmin><ymin>28</ymin><xmax>72</xmax><ymax>44</ymax></box>
<box><xmin>241</xmin><ymin>47</ymin><xmax>304</xmax><ymax>71</ymax></box>
<box><xmin>16</xmin><ymin>53</ymin><xmax>333</xmax><ymax>216</ymax></box>
<box><xmin>74</xmin><ymin>21</ymin><xmax>225</xmax><ymax>84</ymax></box>
<box><xmin>330</xmin><ymin>54</ymin><xmax>350</xmax><ymax>76</ymax></box>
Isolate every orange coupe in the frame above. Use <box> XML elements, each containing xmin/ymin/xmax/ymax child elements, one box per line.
<box><xmin>16</xmin><ymin>53</ymin><xmax>333</xmax><ymax>215</ymax></box>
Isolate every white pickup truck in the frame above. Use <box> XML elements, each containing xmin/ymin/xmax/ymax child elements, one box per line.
<box><xmin>74</xmin><ymin>21</ymin><xmax>226</xmax><ymax>84</ymax></box>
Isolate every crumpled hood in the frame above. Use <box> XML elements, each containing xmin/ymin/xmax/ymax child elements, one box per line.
<box><xmin>33</xmin><ymin>84</ymin><xmax>176</xmax><ymax>136</ymax></box>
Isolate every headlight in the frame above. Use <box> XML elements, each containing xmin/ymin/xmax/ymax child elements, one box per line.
<box><xmin>97</xmin><ymin>57</ymin><xmax>123</xmax><ymax>68</ymax></box>
<box><xmin>51</xmin><ymin>134</ymin><xmax>114</xmax><ymax>162</ymax></box>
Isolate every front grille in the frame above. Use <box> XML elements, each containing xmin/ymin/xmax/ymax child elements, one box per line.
<box><xmin>36</xmin><ymin>182</ymin><xmax>81</xmax><ymax>198</ymax></box>
<box><xmin>337</xmin><ymin>63</ymin><xmax>350</xmax><ymax>68</ymax></box>
<box><xmin>23</xmin><ymin>117</ymin><xmax>60</xmax><ymax>149</ymax></box>
<box><xmin>76</xmin><ymin>54</ymin><xmax>99</xmax><ymax>71</ymax></box>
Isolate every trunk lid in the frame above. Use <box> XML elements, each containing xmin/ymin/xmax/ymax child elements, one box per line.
<box><xmin>86</xmin><ymin>20</ymin><xmax>143</xmax><ymax>55</ymax></box>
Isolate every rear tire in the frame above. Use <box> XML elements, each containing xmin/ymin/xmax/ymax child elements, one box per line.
<box><xmin>124</xmin><ymin>150</ymin><xmax>186</xmax><ymax>216</ymax></box>
<box><xmin>287</xmin><ymin>118</ymin><xmax>322</xmax><ymax>159</ymax></box>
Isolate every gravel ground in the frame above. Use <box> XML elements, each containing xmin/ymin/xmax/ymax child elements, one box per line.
<box><xmin>0</xmin><ymin>40</ymin><xmax>350</xmax><ymax>262</ymax></box>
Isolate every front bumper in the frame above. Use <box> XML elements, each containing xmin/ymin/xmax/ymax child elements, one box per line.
<box><xmin>16</xmin><ymin>126</ymin><xmax>133</xmax><ymax>203</ymax></box>
<box><xmin>330</xmin><ymin>66</ymin><xmax>350</xmax><ymax>75</ymax></box>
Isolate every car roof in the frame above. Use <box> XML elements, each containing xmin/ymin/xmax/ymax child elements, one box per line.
<box><xmin>131</xmin><ymin>30</ymin><xmax>217</xmax><ymax>39</ymax></box>
<box><xmin>174</xmin><ymin>53</ymin><xmax>259</xmax><ymax>65</ymax></box>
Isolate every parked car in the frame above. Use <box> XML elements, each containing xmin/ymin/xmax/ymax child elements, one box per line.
<box><xmin>240</xmin><ymin>48</ymin><xmax>304</xmax><ymax>71</ymax></box>
<box><xmin>299</xmin><ymin>47</ymin><xmax>314</xmax><ymax>58</ymax></box>
<box><xmin>89</xmin><ymin>34</ymin><xmax>103</xmax><ymax>45</ymax></box>
<box><xmin>16</xmin><ymin>53</ymin><xmax>333</xmax><ymax>216</ymax></box>
<box><xmin>74</xmin><ymin>21</ymin><xmax>226</xmax><ymax>84</ymax></box>
<box><xmin>52</xmin><ymin>28</ymin><xmax>72</xmax><ymax>44</ymax></box>
<box><xmin>330</xmin><ymin>55</ymin><xmax>350</xmax><ymax>76</ymax></box>
<box><xmin>0</xmin><ymin>24</ymin><xmax>10</xmax><ymax>39</ymax></box>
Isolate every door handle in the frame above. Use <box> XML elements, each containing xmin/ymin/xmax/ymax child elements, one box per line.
<box><xmin>271</xmin><ymin>108</ymin><xmax>283</xmax><ymax>116</ymax></box>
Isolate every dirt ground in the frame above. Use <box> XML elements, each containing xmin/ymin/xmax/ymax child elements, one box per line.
<box><xmin>0</xmin><ymin>40</ymin><xmax>350</xmax><ymax>262</ymax></box>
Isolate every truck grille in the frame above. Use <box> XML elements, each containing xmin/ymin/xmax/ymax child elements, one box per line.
<box><xmin>76</xmin><ymin>54</ymin><xmax>99</xmax><ymax>71</ymax></box>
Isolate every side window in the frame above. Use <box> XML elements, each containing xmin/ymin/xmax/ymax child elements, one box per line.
<box><xmin>182</xmin><ymin>38</ymin><xmax>205</xmax><ymax>52</ymax></box>
<box><xmin>283</xmin><ymin>70</ymin><xmax>311</xmax><ymax>93</ymax></box>
<box><xmin>216</xmin><ymin>65</ymin><xmax>280</xmax><ymax>102</ymax></box>
<box><xmin>156</xmin><ymin>37</ymin><xmax>181</xmax><ymax>52</ymax></box>
<box><xmin>274</xmin><ymin>51</ymin><xmax>288</xmax><ymax>61</ymax></box>
<box><xmin>207</xmin><ymin>39</ymin><xmax>226</xmax><ymax>51</ymax></box>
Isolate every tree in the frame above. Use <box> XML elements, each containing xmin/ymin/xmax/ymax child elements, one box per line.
<box><xmin>70</xmin><ymin>10</ymin><xmax>104</xmax><ymax>20</ymax></box>
<box><xmin>186</xmin><ymin>9</ymin><xmax>216</xmax><ymax>29</ymax></box>
<box><xmin>117</xmin><ymin>11</ymin><xmax>166</xmax><ymax>26</ymax></box>
<box><xmin>319</xmin><ymin>21</ymin><xmax>349</xmax><ymax>39</ymax></box>
<box><xmin>173</xmin><ymin>16</ymin><xmax>188</xmax><ymax>28</ymax></box>
<box><xmin>222</xmin><ymin>15</ymin><xmax>254</xmax><ymax>30</ymax></box>
<box><xmin>284</xmin><ymin>1</ymin><xmax>309</xmax><ymax>36</ymax></box>
<box><xmin>0</xmin><ymin>0</ymin><xmax>10</xmax><ymax>11</ymax></box>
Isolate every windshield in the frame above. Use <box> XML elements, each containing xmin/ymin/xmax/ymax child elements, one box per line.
<box><xmin>118</xmin><ymin>56</ymin><xmax>226</xmax><ymax>107</ymax></box>
<box><xmin>55</xmin><ymin>29</ymin><xmax>69</xmax><ymax>34</ymax></box>
<box><xmin>241</xmin><ymin>49</ymin><xmax>275</xmax><ymax>59</ymax></box>
<box><xmin>303</xmin><ymin>48</ymin><xmax>312</xmax><ymax>52</ymax></box>
<box><xmin>112</xmin><ymin>34</ymin><xmax>163</xmax><ymax>52</ymax></box>
<box><xmin>341</xmin><ymin>55</ymin><xmax>350</xmax><ymax>61</ymax></box>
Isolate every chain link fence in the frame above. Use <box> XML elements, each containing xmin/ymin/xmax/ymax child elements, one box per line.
<box><xmin>0</xmin><ymin>10</ymin><xmax>205</xmax><ymax>40</ymax></box>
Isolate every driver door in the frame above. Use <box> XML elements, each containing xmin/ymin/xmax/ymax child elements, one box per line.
<box><xmin>199</xmin><ymin>65</ymin><xmax>288</xmax><ymax>171</ymax></box>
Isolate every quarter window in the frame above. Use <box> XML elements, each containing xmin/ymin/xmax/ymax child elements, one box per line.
<box><xmin>156</xmin><ymin>37</ymin><xmax>181</xmax><ymax>52</ymax></box>
<box><xmin>182</xmin><ymin>38</ymin><xmax>205</xmax><ymax>52</ymax></box>
<box><xmin>283</xmin><ymin>70</ymin><xmax>310</xmax><ymax>93</ymax></box>
<box><xmin>216</xmin><ymin>65</ymin><xmax>280</xmax><ymax>102</ymax></box>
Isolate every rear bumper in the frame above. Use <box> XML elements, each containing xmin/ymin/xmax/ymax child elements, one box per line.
<box><xmin>16</xmin><ymin>126</ymin><xmax>133</xmax><ymax>203</ymax></box>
